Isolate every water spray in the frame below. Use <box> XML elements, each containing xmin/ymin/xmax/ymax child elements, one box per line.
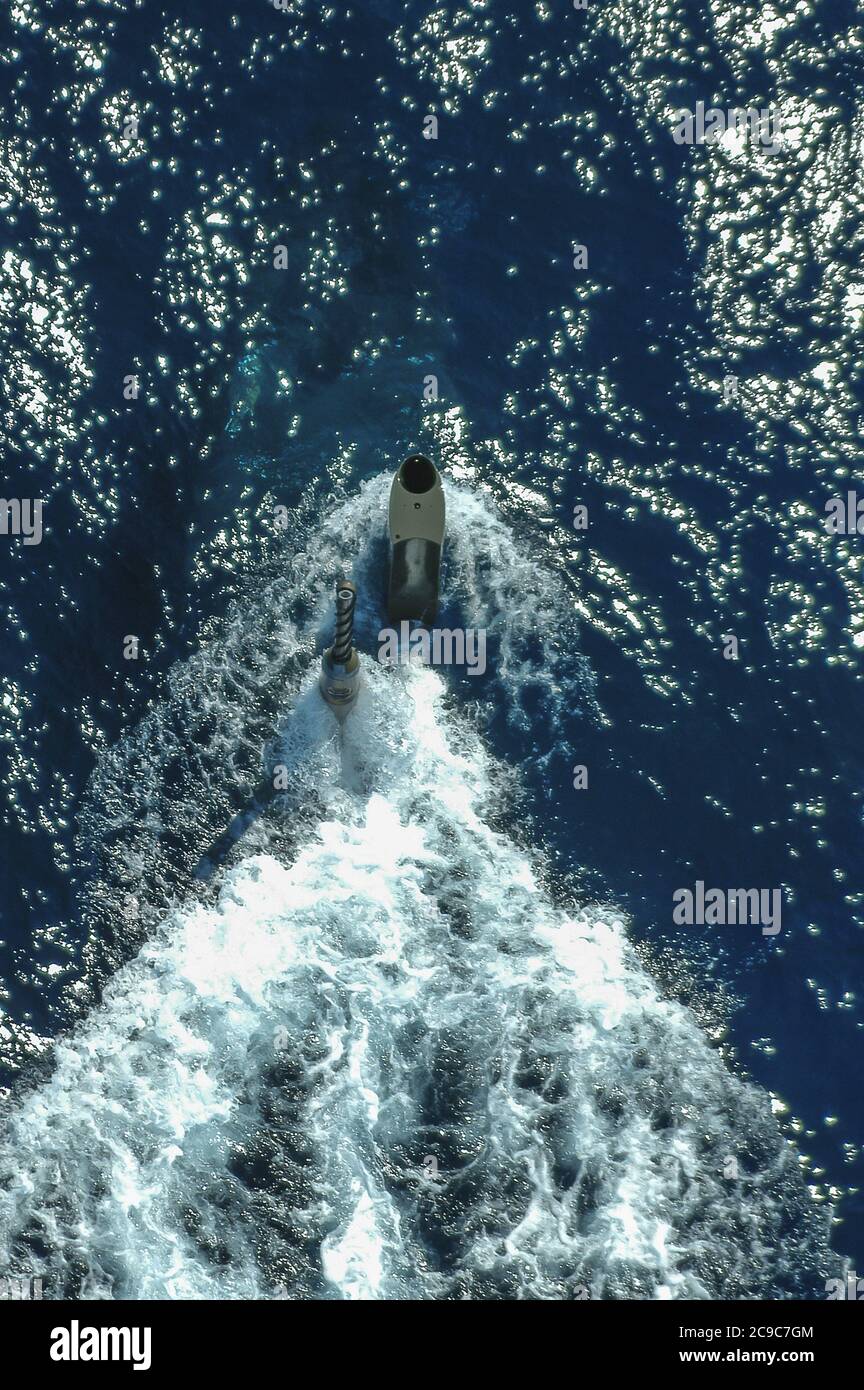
<box><xmin>319</xmin><ymin>579</ymin><xmax>360</xmax><ymax>718</ymax></box>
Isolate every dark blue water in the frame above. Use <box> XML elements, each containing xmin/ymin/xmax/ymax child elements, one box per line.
<box><xmin>0</xmin><ymin>0</ymin><xmax>860</xmax><ymax>1298</ymax></box>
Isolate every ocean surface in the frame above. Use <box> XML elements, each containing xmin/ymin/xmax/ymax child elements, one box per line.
<box><xmin>0</xmin><ymin>0</ymin><xmax>861</xmax><ymax>1299</ymax></box>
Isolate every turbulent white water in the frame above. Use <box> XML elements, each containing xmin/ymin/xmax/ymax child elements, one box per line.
<box><xmin>0</xmin><ymin>483</ymin><xmax>832</xmax><ymax>1299</ymax></box>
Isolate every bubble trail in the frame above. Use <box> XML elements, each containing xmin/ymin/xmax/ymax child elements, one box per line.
<box><xmin>0</xmin><ymin>487</ymin><xmax>836</xmax><ymax>1298</ymax></box>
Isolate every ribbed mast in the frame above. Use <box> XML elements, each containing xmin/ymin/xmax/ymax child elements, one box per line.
<box><xmin>332</xmin><ymin>581</ymin><xmax>356</xmax><ymax>664</ymax></box>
